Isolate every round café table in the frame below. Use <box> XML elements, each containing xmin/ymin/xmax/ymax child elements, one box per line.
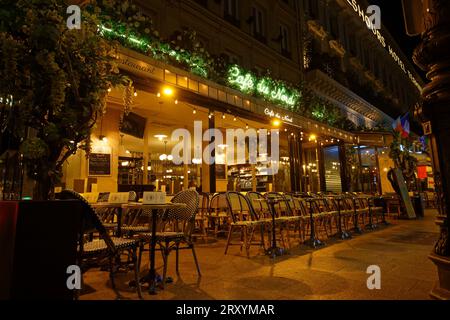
<box><xmin>125</xmin><ymin>202</ymin><xmax>186</xmax><ymax>295</ymax></box>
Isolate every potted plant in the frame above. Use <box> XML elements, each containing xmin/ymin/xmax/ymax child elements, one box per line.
<box><xmin>0</xmin><ymin>0</ymin><xmax>134</xmax><ymax>299</ymax></box>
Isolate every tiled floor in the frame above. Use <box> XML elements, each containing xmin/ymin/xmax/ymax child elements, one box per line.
<box><xmin>82</xmin><ymin>210</ymin><xmax>439</xmax><ymax>300</ymax></box>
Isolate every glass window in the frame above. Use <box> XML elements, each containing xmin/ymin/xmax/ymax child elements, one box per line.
<box><xmin>303</xmin><ymin>147</ymin><xmax>320</xmax><ymax>193</ymax></box>
<box><xmin>224</xmin><ymin>0</ymin><xmax>239</xmax><ymax>26</ymax></box>
<box><xmin>251</xmin><ymin>6</ymin><xmax>266</xmax><ymax>38</ymax></box>
<box><xmin>323</xmin><ymin>146</ymin><xmax>342</xmax><ymax>193</ymax></box>
<box><xmin>280</xmin><ymin>25</ymin><xmax>291</xmax><ymax>55</ymax></box>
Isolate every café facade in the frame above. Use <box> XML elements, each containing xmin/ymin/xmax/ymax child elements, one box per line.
<box><xmin>61</xmin><ymin>46</ymin><xmax>398</xmax><ymax>197</ymax></box>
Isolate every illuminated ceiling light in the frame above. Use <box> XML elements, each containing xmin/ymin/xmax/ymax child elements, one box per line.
<box><xmin>291</xmin><ymin>132</ymin><xmax>294</xmax><ymax>136</ymax></box>
<box><xmin>134</xmin><ymin>89</ymin><xmax>138</xmax><ymax>97</ymax></box>
<box><xmin>233</xmin><ymin>116</ymin><xmax>237</xmax><ymax>121</ymax></box>
<box><xmin>284</xmin><ymin>128</ymin><xmax>288</xmax><ymax>132</ymax></box>
<box><xmin>167</xmin><ymin>155</ymin><xmax>174</xmax><ymax>161</ymax></box>
<box><xmin>99</xmin><ymin>135</ymin><xmax>107</xmax><ymax>142</ymax></box>
<box><xmin>163</xmin><ymin>87</ymin><xmax>174</xmax><ymax>96</ymax></box>
<box><xmin>246</xmin><ymin>124</ymin><xmax>249</xmax><ymax>129</ymax></box>
<box><xmin>159</xmin><ymin>154</ymin><xmax>167</xmax><ymax>161</ymax></box>
<box><xmin>175</xmin><ymin>99</ymin><xmax>179</xmax><ymax>105</ymax></box>
<box><xmin>154</xmin><ymin>134</ymin><xmax>168</xmax><ymax>141</ymax></box>
<box><xmin>222</xmin><ymin>113</ymin><xmax>226</xmax><ymax>119</ymax></box>
<box><xmin>147</xmin><ymin>166</ymin><xmax>152</xmax><ymax>171</ymax></box>
<box><xmin>193</xmin><ymin>109</ymin><xmax>197</xmax><ymax>114</ymax></box>
<box><xmin>125</xmin><ymin>150</ymin><xmax>131</xmax><ymax>154</ymax></box>
<box><xmin>208</xmin><ymin>112</ymin><xmax>213</xmax><ymax>119</ymax></box>
<box><xmin>272</xmin><ymin>119</ymin><xmax>281</xmax><ymax>127</ymax></box>
<box><xmin>157</xmin><ymin>92</ymin><xmax>161</xmax><ymax>98</ymax></box>
<box><xmin>107</xmin><ymin>87</ymin><xmax>112</xmax><ymax>93</ymax></box>
<box><xmin>309</xmin><ymin>134</ymin><xmax>317</xmax><ymax>141</ymax></box>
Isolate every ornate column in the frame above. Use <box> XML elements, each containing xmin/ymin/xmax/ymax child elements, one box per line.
<box><xmin>412</xmin><ymin>0</ymin><xmax>450</xmax><ymax>300</ymax></box>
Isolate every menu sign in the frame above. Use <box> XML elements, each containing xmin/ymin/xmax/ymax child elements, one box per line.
<box><xmin>88</xmin><ymin>153</ymin><xmax>111</xmax><ymax>176</ymax></box>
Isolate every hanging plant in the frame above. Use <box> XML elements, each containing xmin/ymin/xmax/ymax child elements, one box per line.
<box><xmin>123</xmin><ymin>81</ymin><xmax>134</xmax><ymax>116</ymax></box>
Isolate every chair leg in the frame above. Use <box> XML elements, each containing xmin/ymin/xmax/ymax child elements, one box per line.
<box><xmin>191</xmin><ymin>244</ymin><xmax>201</xmax><ymax>276</ymax></box>
<box><xmin>132</xmin><ymin>247</ymin><xmax>143</xmax><ymax>299</ymax></box>
<box><xmin>243</xmin><ymin>226</ymin><xmax>249</xmax><ymax>258</ymax></box>
<box><xmin>224</xmin><ymin>226</ymin><xmax>233</xmax><ymax>255</ymax></box>
<box><xmin>109</xmin><ymin>256</ymin><xmax>116</xmax><ymax>290</ymax></box>
<box><xmin>161</xmin><ymin>243</ymin><xmax>170</xmax><ymax>289</ymax></box>
<box><xmin>175</xmin><ymin>244</ymin><xmax>180</xmax><ymax>275</ymax></box>
<box><xmin>137</xmin><ymin>242</ymin><xmax>144</xmax><ymax>274</ymax></box>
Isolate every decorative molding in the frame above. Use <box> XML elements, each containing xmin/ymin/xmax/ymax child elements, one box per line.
<box><xmin>307</xmin><ymin>20</ymin><xmax>328</xmax><ymax>41</ymax></box>
<box><xmin>329</xmin><ymin>40</ymin><xmax>346</xmax><ymax>58</ymax></box>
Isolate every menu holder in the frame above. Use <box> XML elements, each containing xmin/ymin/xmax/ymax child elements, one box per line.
<box><xmin>81</xmin><ymin>193</ymin><xmax>99</xmax><ymax>204</ymax></box>
<box><xmin>108</xmin><ymin>192</ymin><xmax>129</xmax><ymax>204</ymax></box>
<box><xmin>143</xmin><ymin>192</ymin><xmax>166</xmax><ymax>204</ymax></box>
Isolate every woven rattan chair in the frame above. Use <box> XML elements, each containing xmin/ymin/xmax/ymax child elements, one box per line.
<box><xmin>138</xmin><ymin>190</ymin><xmax>200</xmax><ymax>287</ymax></box>
<box><xmin>224</xmin><ymin>192</ymin><xmax>265</xmax><ymax>257</ymax></box>
<box><xmin>192</xmin><ymin>192</ymin><xmax>210</xmax><ymax>240</ymax></box>
<box><xmin>59</xmin><ymin>190</ymin><xmax>142</xmax><ymax>299</ymax></box>
<box><xmin>207</xmin><ymin>193</ymin><xmax>230</xmax><ymax>236</ymax></box>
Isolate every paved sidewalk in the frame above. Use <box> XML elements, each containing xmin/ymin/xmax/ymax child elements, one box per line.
<box><xmin>82</xmin><ymin>210</ymin><xmax>439</xmax><ymax>300</ymax></box>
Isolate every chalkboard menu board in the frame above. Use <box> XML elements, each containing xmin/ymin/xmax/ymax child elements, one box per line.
<box><xmin>88</xmin><ymin>153</ymin><xmax>111</xmax><ymax>176</ymax></box>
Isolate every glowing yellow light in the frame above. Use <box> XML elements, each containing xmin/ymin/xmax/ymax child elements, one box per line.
<box><xmin>309</xmin><ymin>134</ymin><xmax>317</xmax><ymax>141</ymax></box>
<box><xmin>272</xmin><ymin>119</ymin><xmax>281</xmax><ymax>127</ymax></box>
<box><xmin>163</xmin><ymin>87</ymin><xmax>174</xmax><ymax>96</ymax></box>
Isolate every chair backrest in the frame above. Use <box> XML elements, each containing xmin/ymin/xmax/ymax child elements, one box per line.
<box><xmin>162</xmin><ymin>190</ymin><xmax>199</xmax><ymax>238</ymax></box>
<box><xmin>209</xmin><ymin>193</ymin><xmax>229</xmax><ymax>216</ymax></box>
<box><xmin>165</xmin><ymin>189</ymin><xmax>199</xmax><ymax>222</ymax></box>
<box><xmin>266</xmin><ymin>192</ymin><xmax>293</xmax><ymax>217</ymax></box>
<box><xmin>97</xmin><ymin>192</ymin><xmax>110</xmax><ymax>203</ymax></box>
<box><xmin>246</xmin><ymin>191</ymin><xmax>270</xmax><ymax>219</ymax></box>
<box><xmin>59</xmin><ymin>189</ymin><xmax>116</xmax><ymax>255</ymax></box>
<box><xmin>198</xmin><ymin>192</ymin><xmax>210</xmax><ymax>218</ymax></box>
<box><xmin>128</xmin><ymin>191</ymin><xmax>138</xmax><ymax>202</ymax></box>
<box><xmin>226</xmin><ymin>191</ymin><xmax>258</xmax><ymax>223</ymax></box>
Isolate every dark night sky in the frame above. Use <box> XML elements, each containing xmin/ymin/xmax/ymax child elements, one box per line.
<box><xmin>368</xmin><ymin>0</ymin><xmax>426</xmax><ymax>81</ymax></box>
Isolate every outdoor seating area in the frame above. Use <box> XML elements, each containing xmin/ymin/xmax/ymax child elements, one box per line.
<box><xmin>64</xmin><ymin>189</ymin><xmax>394</xmax><ymax>299</ymax></box>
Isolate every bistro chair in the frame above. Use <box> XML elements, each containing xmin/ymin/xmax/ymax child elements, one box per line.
<box><xmin>246</xmin><ymin>191</ymin><xmax>289</xmax><ymax>249</ymax></box>
<box><xmin>284</xmin><ymin>193</ymin><xmax>307</xmax><ymax>241</ymax></box>
<box><xmin>59</xmin><ymin>190</ymin><xmax>142</xmax><ymax>299</ymax></box>
<box><xmin>267</xmin><ymin>192</ymin><xmax>303</xmax><ymax>247</ymax></box>
<box><xmin>192</xmin><ymin>192</ymin><xmax>210</xmax><ymax>241</ymax></box>
<box><xmin>207</xmin><ymin>192</ymin><xmax>230</xmax><ymax>237</ymax></box>
<box><xmin>137</xmin><ymin>190</ymin><xmax>200</xmax><ymax>288</ymax></box>
<box><xmin>225</xmin><ymin>192</ymin><xmax>265</xmax><ymax>257</ymax></box>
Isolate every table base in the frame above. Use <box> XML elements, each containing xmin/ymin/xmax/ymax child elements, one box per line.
<box><xmin>334</xmin><ymin>231</ymin><xmax>352</xmax><ymax>240</ymax></box>
<box><xmin>304</xmin><ymin>237</ymin><xmax>325</xmax><ymax>248</ymax></box>
<box><xmin>351</xmin><ymin>226</ymin><xmax>363</xmax><ymax>234</ymax></box>
<box><xmin>265</xmin><ymin>246</ymin><xmax>286</xmax><ymax>258</ymax></box>
<box><xmin>365</xmin><ymin>223</ymin><xmax>378</xmax><ymax>230</ymax></box>
<box><xmin>129</xmin><ymin>273</ymin><xmax>173</xmax><ymax>295</ymax></box>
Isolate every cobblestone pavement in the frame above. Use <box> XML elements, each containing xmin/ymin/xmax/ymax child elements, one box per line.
<box><xmin>82</xmin><ymin>210</ymin><xmax>439</xmax><ymax>300</ymax></box>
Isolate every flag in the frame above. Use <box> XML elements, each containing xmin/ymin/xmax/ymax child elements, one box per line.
<box><xmin>392</xmin><ymin>116</ymin><xmax>402</xmax><ymax>132</ymax></box>
<box><xmin>400</xmin><ymin>113</ymin><xmax>410</xmax><ymax>138</ymax></box>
